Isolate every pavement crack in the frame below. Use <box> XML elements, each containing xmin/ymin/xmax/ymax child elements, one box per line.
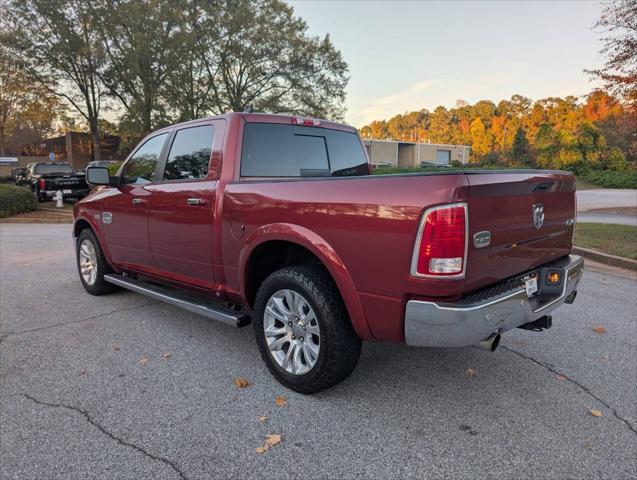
<box><xmin>501</xmin><ymin>345</ymin><xmax>637</xmax><ymax>435</ymax></box>
<box><xmin>0</xmin><ymin>302</ymin><xmax>159</xmax><ymax>337</ymax></box>
<box><xmin>20</xmin><ymin>393</ymin><xmax>188</xmax><ymax>480</ymax></box>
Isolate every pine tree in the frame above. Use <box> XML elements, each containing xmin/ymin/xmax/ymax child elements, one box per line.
<box><xmin>511</xmin><ymin>127</ymin><xmax>532</xmax><ymax>166</ymax></box>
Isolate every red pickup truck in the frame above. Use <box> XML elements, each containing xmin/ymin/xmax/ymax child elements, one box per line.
<box><xmin>74</xmin><ymin>112</ymin><xmax>584</xmax><ymax>393</ymax></box>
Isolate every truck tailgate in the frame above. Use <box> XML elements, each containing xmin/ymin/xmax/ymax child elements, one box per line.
<box><xmin>464</xmin><ymin>170</ymin><xmax>576</xmax><ymax>292</ymax></box>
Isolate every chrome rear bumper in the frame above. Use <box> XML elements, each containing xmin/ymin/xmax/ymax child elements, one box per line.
<box><xmin>404</xmin><ymin>255</ymin><xmax>584</xmax><ymax>347</ymax></box>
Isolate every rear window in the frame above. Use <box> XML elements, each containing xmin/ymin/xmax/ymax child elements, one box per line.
<box><xmin>241</xmin><ymin>123</ymin><xmax>369</xmax><ymax>177</ymax></box>
<box><xmin>34</xmin><ymin>164</ymin><xmax>75</xmax><ymax>175</ymax></box>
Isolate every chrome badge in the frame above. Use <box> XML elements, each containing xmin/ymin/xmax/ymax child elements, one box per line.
<box><xmin>532</xmin><ymin>203</ymin><xmax>544</xmax><ymax>230</ymax></box>
<box><xmin>102</xmin><ymin>212</ymin><xmax>113</xmax><ymax>224</ymax></box>
<box><xmin>473</xmin><ymin>231</ymin><xmax>491</xmax><ymax>248</ymax></box>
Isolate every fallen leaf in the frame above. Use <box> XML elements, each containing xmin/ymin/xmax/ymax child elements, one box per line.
<box><xmin>555</xmin><ymin>374</ymin><xmax>566</xmax><ymax>382</ymax></box>
<box><xmin>275</xmin><ymin>396</ymin><xmax>286</xmax><ymax>406</ymax></box>
<box><xmin>602</xmin><ymin>355</ymin><xmax>609</xmax><ymax>360</ymax></box>
<box><xmin>162</xmin><ymin>352</ymin><xmax>172</xmax><ymax>359</ymax></box>
<box><xmin>257</xmin><ymin>416</ymin><xmax>268</xmax><ymax>423</ymax></box>
<box><xmin>234</xmin><ymin>377</ymin><xmax>250</xmax><ymax>389</ymax></box>
<box><xmin>78</xmin><ymin>368</ymin><xmax>87</xmax><ymax>376</ymax></box>
<box><xmin>265</xmin><ymin>434</ymin><xmax>282</xmax><ymax>447</ymax></box>
<box><xmin>592</xmin><ymin>326</ymin><xmax>607</xmax><ymax>334</ymax></box>
<box><xmin>589</xmin><ymin>409</ymin><xmax>602</xmax><ymax>418</ymax></box>
<box><xmin>465</xmin><ymin>368</ymin><xmax>476</xmax><ymax>377</ymax></box>
<box><xmin>255</xmin><ymin>446</ymin><xmax>268</xmax><ymax>454</ymax></box>
<box><xmin>138</xmin><ymin>357</ymin><xmax>149</xmax><ymax>365</ymax></box>
<box><xmin>112</xmin><ymin>346</ymin><xmax>120</xmax><ymax>352</ymax></box>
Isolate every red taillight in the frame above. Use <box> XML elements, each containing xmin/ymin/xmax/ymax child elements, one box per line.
<box><xmin>411</xmin><ymin>203</ymin><xmax>467</xmax><ymax>277</ymax></box>
<box><xmin>38</xmin><ymin>178</ymin><xmax>46</xmax><ymax>190</ymax></box>
<box><xmin>291</xmin><ymin>116</ymin><xmax>321</xmax><ymax>126</ymax></box>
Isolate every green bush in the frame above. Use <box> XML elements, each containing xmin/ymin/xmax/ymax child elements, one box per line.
<box><xmin>583</xmin><ymin>170</ymin><xmax>637</xmax><ymax>189</ymax></box>
<box><xmin>605</xmin><ymin>147</ymin><xmax>628</xmax><ymax>172</ymax></box>
<box><xmin>0</xmin><ymin>184</ymin><xmax>38</xmax><ymax>218</ymax></box>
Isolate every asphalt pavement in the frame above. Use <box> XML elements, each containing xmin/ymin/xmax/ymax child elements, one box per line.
<box><xmin>576</xmin><ymin>189</ymin><xmax>637</xmax><ymax>212</ymax></box>
<box><xmin>1</xmin><ymin>224</ymin><xmax>636</xmax><ymax>479</ymax></box>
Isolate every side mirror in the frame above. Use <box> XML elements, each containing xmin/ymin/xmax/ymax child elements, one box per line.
<box><xmin>86</xmin><ymin>167</ymin><xmax>115</xmax><ymax>186</ymax></box>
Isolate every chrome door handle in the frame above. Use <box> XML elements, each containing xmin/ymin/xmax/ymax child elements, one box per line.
<box><xmin>131</xmin><ymin>198</ymin><xmax>146</xmax><ymax>205</ymax></box>
<box><xmin>187</xmin><ymin>198</ymin><xmax>207</xmax><ymax>206</ymax></box>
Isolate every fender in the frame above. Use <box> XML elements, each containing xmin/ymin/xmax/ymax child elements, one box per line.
<box><xmin>239</xmin><ymin>223</ymin><xmax>375</xmax><ymax>341</ymax></box>
<box><xmin>73</xmin><ymin>209</ymin><xmax>121</xmax><ymax>274</ymax></box>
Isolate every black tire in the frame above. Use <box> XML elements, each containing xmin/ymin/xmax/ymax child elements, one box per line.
<box><xmin>76</xmin><ymin>228</ymin><xmax>118</xmax><ymax>295</ymax></box>
<box><xmin>253</xmin><ymin>265</ymin><xmax>362</xmax><ymax>393</ymax></box>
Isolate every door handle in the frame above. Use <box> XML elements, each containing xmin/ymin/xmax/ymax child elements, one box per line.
<box><xmin>131</xmin><ymin>198</ymin><xmax>146</xmax><ymax>206</ymax></box>
<box><xmin>187</xmin><ymin>198</ymin><xmax>207</xmax><ymax>206</ymax></box>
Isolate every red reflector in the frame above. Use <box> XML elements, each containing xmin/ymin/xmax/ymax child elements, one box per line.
<box><xmin>413</xmin><ymin>204</ymin><xmax>466</xmax><ymax>276</ymax></box>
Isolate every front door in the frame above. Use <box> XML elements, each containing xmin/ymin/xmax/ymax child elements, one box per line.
<box><xmin>102</xmin><ymin>132</ymin><xmax>169</xmax><ymax>272</ymax></box>
<box><xmin>146</xmin><ymin>122</ymin><xmax>221</xmax><ymax>290</ymax></box>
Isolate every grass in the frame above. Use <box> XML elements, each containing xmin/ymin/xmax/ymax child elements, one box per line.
<box><xmin>574</xmin><ymin>222</ymin><xmax>637</xmax><ymax>260</ymax></box>
<box><xmin>575</xmin><ymin>176</ymin><xmax>599</xmax><ymax>190</ymax></box>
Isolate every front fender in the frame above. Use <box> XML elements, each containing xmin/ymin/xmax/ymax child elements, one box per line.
<box><xmin>73</xmin><ymin>209</ymin><xmax>119</xmax><ymax>273</ymax></box>
<box><xmin>239</xmin><ymin>223</ymin><xmax>374</xmax><ymax>341</ymax></box>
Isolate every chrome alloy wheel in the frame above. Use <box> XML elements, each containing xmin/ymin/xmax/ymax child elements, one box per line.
<box><xmin>263</xmin><ymin>289</ymin><xmax>321</xmax><ymax>375</ymax></box>
<box><xmin>79</xmin><ymin>239</ymin><xmax>98</xmax><ymax>286</ymax></box>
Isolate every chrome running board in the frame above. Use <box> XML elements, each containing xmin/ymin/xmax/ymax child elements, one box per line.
<box><xmin>104</xmin><ymin>274</ymin><xmax>250</xmax><ymax>328</ymax></box>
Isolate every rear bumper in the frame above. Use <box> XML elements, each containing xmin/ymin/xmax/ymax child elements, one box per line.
<box><xmin>404</xmin><ymin>255</ymin><xmax>584</xmax><ymax>347</ymax></box>
<box><xmin>42</xmin><ymin>189</ymin><xmax>89</xmax><ymax>198</ymax></box>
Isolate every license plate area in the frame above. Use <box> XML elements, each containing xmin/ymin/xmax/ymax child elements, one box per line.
<box><xmin>524</xmin><ymin>274</ymin><xmax>538</xmax><ymax>297</ymax></box>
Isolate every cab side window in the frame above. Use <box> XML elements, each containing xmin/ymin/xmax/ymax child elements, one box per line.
<box><xmin>121</xmin><ymin>133</ymin><xmax>168</xmax><ymax>185</ymax></box>
<box><xmin>163</xmin><ymin>125</ymin><xmax>215</xmax><ymax>180</ymax></box>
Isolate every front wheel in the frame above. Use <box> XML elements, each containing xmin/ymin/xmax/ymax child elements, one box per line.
<box><xmin>76</xmin><ymin>229</ymin><xmax>117</xmax><ymax>295</ymax></box>
<box><xmin>253</xmin><ymin>265</ymin><xmax>362</xmax><ymax>393</ymax></box>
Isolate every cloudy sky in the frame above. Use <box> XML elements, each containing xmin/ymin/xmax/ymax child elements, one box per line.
<box><xmin>289</xmin><ymin>1</ymin><xmax>605</xmax><ymax>127</ymax></box>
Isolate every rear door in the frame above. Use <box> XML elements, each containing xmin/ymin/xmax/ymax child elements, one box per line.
<box><xmin>145</xmin><ymin>120</ymin><xmax>223</xmax><ymax>290</ymax></box>
<box><xmin>463</xmin><ymin>170</ymin><xmax>576</xmax><ymax>292</ymax></box>
<box><xmin>101</xmin><ymin>132</ymin><xmax>169</xmax><ymax>271</ymax></box>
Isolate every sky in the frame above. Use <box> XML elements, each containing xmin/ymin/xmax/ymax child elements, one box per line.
<box><xmin>288</xmin><ymin>0</ymin><xmax>605</xmax><ymax>127</ymax></box>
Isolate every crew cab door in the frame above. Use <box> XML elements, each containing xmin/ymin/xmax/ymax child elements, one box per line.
<box><xmin>144</xmin><ymin>121</ymin><xmax>223</xmax><ymax>290</ymax></box>
<box><xmin>101</xmin><ymin>132</ymin><xmax>169</xmax><ymax>272</ymax></box>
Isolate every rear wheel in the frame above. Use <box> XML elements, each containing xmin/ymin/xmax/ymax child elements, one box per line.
<box><xmin>76</xmin><ymin>229</ymin><xmax>117</xmax><ymax>295</ymax></box>
<box><xmin>253</xmin><ymin>265</ymin><xmax>362</xmax><ymax>393</ymax></box>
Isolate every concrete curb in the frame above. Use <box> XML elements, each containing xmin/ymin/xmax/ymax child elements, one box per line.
<box><xmin>572</xmin><ymin>246</ymin><xmax>637</xmax><ymax>271</ymax></box>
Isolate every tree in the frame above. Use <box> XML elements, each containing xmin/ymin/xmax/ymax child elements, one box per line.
<box><xmin>606</xmin><ymin>146</ymin><xmax>628</xmax><ymax>170</ymax></box>
<box><xmin>196</xmin><ymin>0</ymin><xmax>348</xmax><ymax>119</ymax></box>
<box><xmin>586</xmin><ymin>0</ymin><xmax>637</xmax><ymax>107</ymax></box>
<box><xmin>470</xmin><ymin>117</ymin><xmax>491</xmax><ymax>161</ymax></box>
<box><xmin>511</xmin><ymin>127</ymin><xmax>532</xmax><ymax>166</ymax></box>
<box><xmin>0</xmin><ymin>39</ymin><xmax>60</xmax><ymax>155</ymax></box>
<box><xmin>94</xmin><ymin>0</ymin><xmax>186</xmax><ymax>136</ymax></box>
<box><xmin>6</xmin><ymin>0</ymin><xmax>106</xmax><ymax>160</ymax></box>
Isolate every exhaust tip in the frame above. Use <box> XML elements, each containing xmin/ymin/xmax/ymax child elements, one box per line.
<box><xmin>475</xmin><ymin>333</ymin><xmax>501</xmax><ymax>352</ymax></box>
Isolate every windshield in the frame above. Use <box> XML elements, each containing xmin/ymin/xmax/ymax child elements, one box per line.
<box><xmin>34</xmin><ymin>163</ymin><xmax>75</xmax><ymax>175</ymax></box>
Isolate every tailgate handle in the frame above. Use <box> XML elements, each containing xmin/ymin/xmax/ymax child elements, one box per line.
<box><xmin>131</xmin><ymin>198</ymin><xmax>146</xmax><ymax>206</ymax></box>
<box><xmin>187</xmin><ymin>198</ymin><xmax>207</xmax><ymax>206</ymax></box>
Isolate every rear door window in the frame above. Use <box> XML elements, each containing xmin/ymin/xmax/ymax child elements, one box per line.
<box><xmin>241</xmin><ymin>123</ymin><xmax>368</xmax><ymax>177</ymax></box>
<box><xmin>163</xmin><ymin>125</ymin><xmax>215</xmax><ymax>180</ymax></box>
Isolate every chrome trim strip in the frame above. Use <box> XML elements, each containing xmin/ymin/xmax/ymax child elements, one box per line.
<box><xmin>409</xmin><ymin>202</ymin><xmax>469</xmax><ymax>280</ymax></box>
<box><xmin>104</xmin><ymin>274</ymin><xmax>248</xmax><ymax>327</ymax></box>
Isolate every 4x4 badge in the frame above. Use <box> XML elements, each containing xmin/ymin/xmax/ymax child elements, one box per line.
<box><xmin>532</xmin><ymin>203</ymin><xmax>544</xmax><ymax>230</ymax></box>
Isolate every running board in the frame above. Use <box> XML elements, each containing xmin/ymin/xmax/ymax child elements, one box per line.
<box><xmin>104</xmin><ymin>274</ymin><xmax>250</xmax><ymax>328</ymax></box>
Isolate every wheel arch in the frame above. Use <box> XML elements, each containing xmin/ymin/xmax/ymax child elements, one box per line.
<box><xmin>240</xmin><ymin>223</ymin><xmax>373</xmax><ymax>341</ymax></box>
<box><xmin>73</xmin><ymin>215</ymin><xmax>118</xmax><ymax>272</ymax></box>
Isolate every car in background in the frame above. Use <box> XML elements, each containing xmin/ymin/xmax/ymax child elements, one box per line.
<box><xmin>26</xmin><ymin>162</ymin><xmax>89</xmax><ymax>202</ymax></box>
<box><xmin>10</xmin><ymin>167</ymin><xmax>28</xmax><ymax>186</ymax></box>
<box><xmin>419</xmin><ymin>161</ymin><xmax>452</xmax><ymax>168</ymax></box>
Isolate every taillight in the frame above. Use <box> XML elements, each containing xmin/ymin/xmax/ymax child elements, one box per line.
<box><xmin>38</xmin><ymin>178</ymin><xmax>46</xmax><ymax>190</ymax></box>
<box><xmin>411</xmin><ymin>203</ymin><xmax>467</xmax><ymax>278</ymax></box>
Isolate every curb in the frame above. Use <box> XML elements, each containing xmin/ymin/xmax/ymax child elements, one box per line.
<box><xmin>572</xmin><ymin>246</ymin><xmax>637</xmax><ymax>271</ymax></box>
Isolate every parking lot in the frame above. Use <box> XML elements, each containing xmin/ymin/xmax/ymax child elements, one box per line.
<box><xmin>1</xmin><ymin>224</ymin><xmax>636</xmax><ymax>479</ymax></box>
